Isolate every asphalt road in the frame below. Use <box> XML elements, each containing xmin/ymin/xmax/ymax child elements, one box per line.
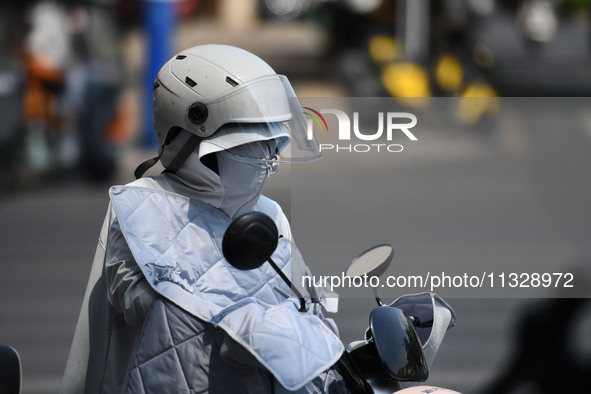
<box><xmin>1</xmin><ymin>98</ymin><xmax>590</xmax><ymax>393</ymax></box>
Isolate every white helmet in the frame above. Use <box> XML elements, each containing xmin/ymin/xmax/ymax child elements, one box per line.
<box><xmin>136</xmin><ymin>44</ymin><xmax>321</xmax><ymax>177</ymax></box>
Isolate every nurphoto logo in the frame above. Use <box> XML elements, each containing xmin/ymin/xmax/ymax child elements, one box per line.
<box><xmin>304</xmin><ymin>107</ymin><xmax>418</xmax><ymax>153</ymax></box>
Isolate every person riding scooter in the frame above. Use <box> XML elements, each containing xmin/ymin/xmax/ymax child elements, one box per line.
<box><xmin>60</xmin><ymin>44</ymin><xmax>346</xmax><ymax>394</ymax></box>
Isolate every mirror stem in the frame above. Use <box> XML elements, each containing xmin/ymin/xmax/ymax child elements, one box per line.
<box><xmin>373</xmin><ymin>286</ymin><xmax>384</xmax><ymax>307</ymax></box>
<box><xmin>268</xmin><ymin>257</ymin><xmax>307</xmax><ymax>312</ymax></box>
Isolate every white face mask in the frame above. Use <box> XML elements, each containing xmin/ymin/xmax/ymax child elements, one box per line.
<box><xmin>216</xmin><ymin>140</ymin><xmax>279</xmax><ymax>218</ymax></box>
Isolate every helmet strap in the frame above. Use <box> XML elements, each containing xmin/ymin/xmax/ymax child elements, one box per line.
<box><xmin>134</xmin><ymin>129</ymin><xmax>201</xmax><ymax>179</ymax></box>
<box><xmin>162</xmin><ymin>133</ymin><xmax>202</xmax><ymax>174</ymax></box>
<box><xmin>134</xmin><ymin>153</ymin><xmax>163</xmax><ymax>179</ymax></box>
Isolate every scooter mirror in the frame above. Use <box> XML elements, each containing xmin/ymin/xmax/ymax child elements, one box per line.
<box><xmin>370</xmin><ymin>306</ymin><xmax>428</xmax><ymax>382</ymax></box>
<box><xmin>222</xmin><ymin>212</ymin><xmax>308</xmax><ymax>312</ymax></box>
<box><xmin>0</xmin><ymin>345</ymin><xmax>21</xmax><ymax>394</ymax></box>
<box><xmin>345</xmin><ymin>244</ymin><xmax>393</xmax><ymax>278</ymax></box>
<box><xmin>222</xmin><ymin>212</ymin><xmax>279</xmax><ymax>270</ymax></box>
<box><xmin>349</xmin><ymin>307</ymin><xmax>429</xmax><ymax>382</ymax></box>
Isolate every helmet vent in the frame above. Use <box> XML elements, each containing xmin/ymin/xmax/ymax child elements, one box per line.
<box><xmin>176</xmin><ymin>55</ymin><xmax>187</xmax><ymax>60</ymax></box>
<box><xmin>225</xmin><ymin>76</ymin><xmax>239</xmax><ymax>87</ymax></box>
<box><xmin>185</xmin><ymin>77</ymin><xmax>197</xmax><ymax>87</ymax></box>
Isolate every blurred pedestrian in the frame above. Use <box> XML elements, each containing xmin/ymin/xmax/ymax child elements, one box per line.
<box><xmin>23</xmin><ymin>1</ymin><xmax>70</xmax><ymax>172</ymax></box>
<box><xmin>67</xmin><ymin>0</ymin><xmax>127</xmax><ymax>180</ymax></box>
<box><xmin>0</xmin><ymin>3</ymin><xmax>30</xmax><ymax>190</ymax></box>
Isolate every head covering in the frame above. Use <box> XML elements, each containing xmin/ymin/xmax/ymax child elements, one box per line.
<box><xmin>161</xmin><ymin>128</ymin><xmax>278</xmax><ymax>218</ymax></box>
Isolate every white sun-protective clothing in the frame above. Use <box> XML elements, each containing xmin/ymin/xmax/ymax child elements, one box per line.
<box><xmin>61</xmin><ymin>147</ymin><xmax>344</xmax><ymax>393</ymax></box>
<box><xmin>61</xmin><ymin>44</ymin><xmax>345</xmax><ymax>394</ymax></box>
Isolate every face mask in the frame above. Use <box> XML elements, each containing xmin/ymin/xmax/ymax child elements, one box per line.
<box><xmin>216</xmin><ymin>140</ymin><xmax>279</xmax><ymax>218</ymax></box>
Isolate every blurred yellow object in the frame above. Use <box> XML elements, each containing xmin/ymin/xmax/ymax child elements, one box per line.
<box><xmin>381</xmin><ymin>62</ymin><xmax>431</xmax><ymax>108</ymax></box>
<box><xmin>368</xmin><ymin>35</ymin><xmax>398</xmax><ymax>63</ymax></box>
<box><xmin>472</xmin><ymin>43</ymin><xmax>495</xmax><ymax>68</ymax></box>
<box><xmin>435</xmin><ymin>54</ymin><xmax>463</xmax><ymax>92</ymax></box>
<box><xmin>457</xmin><ymin>82</ymin><xmax>500</xmax><ymax>125</ymax></box>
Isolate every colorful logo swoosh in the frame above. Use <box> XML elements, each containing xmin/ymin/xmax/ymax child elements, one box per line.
<box><xmin>303</xmin><ymin>107</ymin><xmax>328</xmax><ymax>131</ymax></box>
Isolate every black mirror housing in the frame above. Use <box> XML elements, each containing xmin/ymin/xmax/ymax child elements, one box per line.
<box><xmin>349</xmin><ymin>306</ymin><xmax>429</xmax><ymax>382</ymax></box>
<box><xmin>222</xmin><ymin>212</ymin><xmax>279</xmax><ymax>270</ymax></box>
<box><xmin>0</xmin><ymin>345</ymin><xmax>21</xmax><ymax>394</ymax></box>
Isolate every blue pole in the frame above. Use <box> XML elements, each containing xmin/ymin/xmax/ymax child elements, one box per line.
<box><xmin>143</xmin><ymin>0</ymin><xmax>175</xmax><ymax>147</ymax></box>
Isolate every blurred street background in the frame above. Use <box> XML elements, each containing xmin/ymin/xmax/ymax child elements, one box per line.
<box><xmin>1</xmin><ymin>1</ymin><xmax>591</xmax><ymax>393</ymax></box>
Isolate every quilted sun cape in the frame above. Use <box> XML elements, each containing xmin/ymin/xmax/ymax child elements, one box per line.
<box><xmin>109</xmin><ymin>185</ymin><xmax>344</xmax><ymax>391</ymax></box>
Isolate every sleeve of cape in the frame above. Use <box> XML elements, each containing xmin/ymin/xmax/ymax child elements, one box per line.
<box><xmin>104</xmin><ymin>216</ymin><xmax>157</xmax><ymax>328</ymax></box>
<box><xmin>60</xmin><ymin>205</ymin><xmax>115</xmax><ymax>394</ymax></box>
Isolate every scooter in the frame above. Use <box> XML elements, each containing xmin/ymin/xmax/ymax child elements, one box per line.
<box><xmin>222</xmin><ymin>211</ymin><xmax>460</xmax><ymax>393</ymax></box>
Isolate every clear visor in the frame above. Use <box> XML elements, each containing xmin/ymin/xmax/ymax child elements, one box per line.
<box><xmin>202</xmin><ymin>74</ymin><xmax>322</xmax><ymax>163</ymax></box>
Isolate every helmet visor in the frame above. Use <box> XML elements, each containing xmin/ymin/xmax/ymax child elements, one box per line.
<box><xmin>202</xmin><ymin>75</ymin><xmax>322</xmax><ymax>163</ymax></box>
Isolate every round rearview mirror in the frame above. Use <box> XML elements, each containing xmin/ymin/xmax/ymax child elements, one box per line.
<box><xmin>222</xmin><ymin>212</ymin><xmax>279</xmax><ymax>270</ymax></box>
<box><xmin>345</xmin><ymin>244</ymin><xmax>393</xmax><ymax>278</ymax></box>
